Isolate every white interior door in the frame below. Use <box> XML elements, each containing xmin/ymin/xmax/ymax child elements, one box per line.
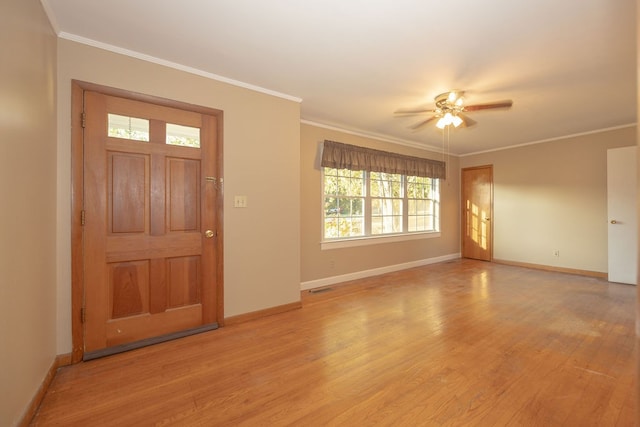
<box><xmin>607</xmin><ymin>146</ymin><xmax>637</xmax><ymax>285</ymax></box>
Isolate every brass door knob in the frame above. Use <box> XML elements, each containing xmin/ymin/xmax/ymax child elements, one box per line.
<box><xmin>610</xmin><ymin>220</ymin><xmax>617</xmax><ymax>224</ymax></box>
<box><xmin>204</xmin><ymin>230</ymin><xmax>215</xmax><ymax>238</ymax></box>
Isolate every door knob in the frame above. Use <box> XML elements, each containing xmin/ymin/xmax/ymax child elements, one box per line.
<box><xmin>484</xmin><ymin>217</ymin><xmax>491</xmax><ymax>221</ymax></box>
<box><xmin>610</xmin><ymin>220</ymin><xmax>617</xmax><ymax>224</ymax></box>
<box><xmin>204</xmin><ymin>229</ymin><xmax>215</xmax><ymax>238</ymax></box>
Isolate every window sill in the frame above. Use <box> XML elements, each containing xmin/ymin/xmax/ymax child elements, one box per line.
<box><xmin>321</xmin><ymin>231</ymin><xmax>441</xmax><ymax>250</ymax></box>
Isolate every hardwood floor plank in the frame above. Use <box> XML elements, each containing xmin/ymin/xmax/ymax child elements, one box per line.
<box><xmin>30</xmin><ymin>260</ymin><xmax>635</xmax><ymax>426</ymax></box>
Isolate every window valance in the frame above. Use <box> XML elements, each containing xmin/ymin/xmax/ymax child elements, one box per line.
<box><xmin>320</xmin><ymin>140</ymin><xmax>446</xmax><ymax>179</ymax></box>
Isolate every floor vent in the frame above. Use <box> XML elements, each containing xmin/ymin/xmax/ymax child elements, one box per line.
<box><xmin>309</xmin><ymin>287</ymin><xmax>333</xmax><ymax>294</ymax></box>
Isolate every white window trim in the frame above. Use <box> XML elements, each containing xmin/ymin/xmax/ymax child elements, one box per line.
<box><xmin>321</xmin><ymin>231</ymin><xmax>441</xmax><ymax>250</ymax></box>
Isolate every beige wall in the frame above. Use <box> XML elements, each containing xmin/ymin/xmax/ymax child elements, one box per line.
<box><xmin>636</xmin><ymin>1</ymin><xmax>639</xmax><ymax>424</ymax></box>
<box><xmin>56</xmin><ymin>40</ymin><xmax>301</xmax><ymax>352</ymax></box>
<box><xmin>300</xmin><ymin>123</ymin><xmax>461</xmax><ymax>285</ymax></box>
<box><xmin>460</xmin><ymin>126</ymin><xmax>637</xmax><ymax>273</ymax></box>
<box><xmin>0</xmin><ymin>1</ymin><xmax>57</xmax><ymax>426</ymax></box>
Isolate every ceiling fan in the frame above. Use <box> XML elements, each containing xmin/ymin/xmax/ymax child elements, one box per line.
<box><xmin>395</xmin><ymin>90</ymin><xmax>513</xmax><ymax>131</ymax></box>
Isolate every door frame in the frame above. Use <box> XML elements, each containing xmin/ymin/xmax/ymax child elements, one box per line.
<box><xmin>461</xmin><ymin>165</ymin><xmax>494</xmax><ymax>261</ymax></box>
<box><xmin>70</xmin><ymin>80</ymin><xmax>225</xmax><ymax>363</ymax></box>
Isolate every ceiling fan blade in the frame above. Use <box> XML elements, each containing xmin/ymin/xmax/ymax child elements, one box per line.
<box><xmin>409</xmin><ymin>116</ymin><xmax>437</xmax><ymax>130</ymax></box>
<box><xmin>463</xmin><ymin>100</ymin><xmax>513</xmax><ymax>111</ymax></box>
<box><xmin>394</xmin><ymin>107</ymin><xmax>436</xmax><ymax>115</ymax></box>
<box><xmin>458</xmin><ymin>113</ymin><xmax>477</xmax><ymax>128</ymax></box>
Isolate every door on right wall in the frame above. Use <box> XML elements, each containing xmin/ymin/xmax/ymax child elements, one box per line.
<box><xmin>462</xmin><ymin>165</ymin><xmax>493</xmax><ymax>261</ymax></box>
<box><xmin>607</xmin><ymin>146</ymin><xmax>637</xmax><ymax>285</ymax></box>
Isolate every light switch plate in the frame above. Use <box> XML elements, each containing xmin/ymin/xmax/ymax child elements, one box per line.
<box><xmin>234</xmin><ymin>195</ymin><xmax>248</xmax><ymax>208</ymax></box>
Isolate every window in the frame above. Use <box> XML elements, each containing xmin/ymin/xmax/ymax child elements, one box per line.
<box><xmin>407</xmin><ymin>175</ymin><xmax>439</xmax><ymax>232</ymax></box>
<box><xmin>323</xmin><ymin>168</ymin><xmax>365</xmax><ymax>238</ymax></box>
<box><xmin>108</xmin><ymin>114</ymin><xmax>149</xmax><ymax>141</ymax></box>
<box><xmin>107</xmin><ymin>114</ymin><xmax>201</xmax><ymax>148</ymax></box>
<box><xmin>370</xmin><ymin>172</ymin><xmax>403</xmax><ymax>234</ymax></box>
<box><xmin>322</xmin><ymin>167</ymin><xmax>440</xmax><ymax>241</ymax></box>
<box><xmin>166</xmin><ymin>123</ymin><xmax>201</xmax><ymax>148</ymax></box>
<box><xmin>320</xmin><ymin>140</ymin><xmax>445</xmax><ymax>245</ymax></box>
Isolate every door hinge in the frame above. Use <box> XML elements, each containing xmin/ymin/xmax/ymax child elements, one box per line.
<box><xmin>80</xmin><ymin>307</ymin><xmax>86</xmax><ymax>324</ymax></box>
<box><xmin>81</xmin><ymin>112</ymin><xmax>86</xmax><ymax>128</ymax></box>
<box><xmin>81</xmin><ymin>210</ymin><xmax>86</xmax><ymax>226</ymax></box>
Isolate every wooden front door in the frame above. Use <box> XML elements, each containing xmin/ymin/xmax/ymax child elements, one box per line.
<box><xmin>81</xmin><ymin>89</ymin><xmax>222</xmax><ymax>359</ymax></box>
<box><xmin>461</xmin><ymin>165</ymin><xmax>493</xmax><ymax>261</ymax></box>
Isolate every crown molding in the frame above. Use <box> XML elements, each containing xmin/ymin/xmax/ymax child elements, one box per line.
<box><xmin>58</xmin><ymin>32</ymin><xmax>303</xmax><ymax>104</ymax></box>
<box><xmin>460</xmin><ymin>123</ymin><xmax>637</xmax><ymax>157</ymax></box>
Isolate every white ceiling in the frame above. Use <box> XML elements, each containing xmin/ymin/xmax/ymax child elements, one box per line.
<box><xmin>42</xmin><ymin>0</ymin><xmax>637</xmax><ymax>155</ymax></box>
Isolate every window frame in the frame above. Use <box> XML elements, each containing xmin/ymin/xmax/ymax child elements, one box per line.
<box><xmin>321</xmin><ymin>167</ymin><xmax>441</xmax><ymax>250</ymax></box>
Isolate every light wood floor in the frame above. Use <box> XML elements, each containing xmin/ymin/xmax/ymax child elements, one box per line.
<box><xmin>32</xmin><ymin>259</ymin><xmax>636</xmax><ymax>426</ymax></box>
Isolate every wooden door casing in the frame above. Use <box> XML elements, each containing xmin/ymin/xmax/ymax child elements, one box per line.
<box><xmin>461</xmin><ymin>165</ymin><xmax>493</xmax><ymax>261</ymax></box>
<box><xmin>73</xmin><ymin>84</ymin><xmax>223</xmax><ymax>360</ymax></box>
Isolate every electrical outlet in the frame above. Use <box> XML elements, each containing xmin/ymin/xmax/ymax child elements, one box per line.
<box><xmin>553</xmin><ymin>250</ymin><xmax>560</xmax><ymax>257</ymax></box>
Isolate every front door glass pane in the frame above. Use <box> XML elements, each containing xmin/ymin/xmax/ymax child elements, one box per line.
<box><xmin>107</xmin><ymin>113</ymin><xmax>150</xmax><ymax>141</ymax></box>
<box><xmin>167</xmin><ymin>123</ymin><xmax>200</xmax><ymax>148</ymax></box>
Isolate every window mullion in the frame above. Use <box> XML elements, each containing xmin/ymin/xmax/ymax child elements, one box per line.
<box><xmin>403</xmin><ymin>175</ymin><xmax>408</xmax><ymax>233</ymax></box>
<box><xmin>434</xmin><ymin>178</ymin><xmax>440</xmax><ymax>232</ymax></box>
<box><xmin>364</xmin><ymin>171</ymin><xmax>372</xmax><ymax>236</ymax></box>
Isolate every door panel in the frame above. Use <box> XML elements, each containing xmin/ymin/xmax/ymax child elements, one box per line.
<box><xmin>83</xmin><ymin>90</ymin><xmax>220</xmax><ymax>357</ymax></box>
<box><xmin>167</xmin><ymin>256</ymin><xmax>201</xmax><ymax>307</ymax></box>
<box><xmin>109</xmin><ymin>153</ymin><xmax>148</xmax><ymax>233</ymax></box>
<box><xmin>607</xmin><ymin>146</ymin><xmax>637</xmax><ymax>284</ymax></box>
<box><xmin>109</xmin><ymin>260</ymin><xmax>149</xmax><ymax>318</ymax></box>
<box><xmin>167</xmin><ymin>157</ymin><xmax>200</xmax><ymax>231</ymax></box>
<box><xmin>462</xmin><ymin>166</ymin><xmax>493</xmax><ymax>261</ymax></box>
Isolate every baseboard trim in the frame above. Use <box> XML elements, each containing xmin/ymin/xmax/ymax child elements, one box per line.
<box><xmin>300</xmin><ymin>253</ymin><xmax>461</xmax><ymax>291</ymax></box>
<box><xmin>19</xmin><ymin>353</ymin><xmax>72</xmax><ymax>427</ymax></box>
<box><xmin>492</xmin><ymin>258</ymin><xmax>608</xmax><ymax>279</ymax></box>
<box><xmin>224</xmin><ymin>301</ymin><xmax>302</xmax><ymax>326</ymax></box>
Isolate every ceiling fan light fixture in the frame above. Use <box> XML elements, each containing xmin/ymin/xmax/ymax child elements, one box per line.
<box><xmin>395</xmin><ymin>89</ymin><xmax>513</xmax><ymax>131</ymax></box>
<box><xmin>436</xmin><ymin>112</ymin><xmax>462</xmax><ymax>129</ymax></box>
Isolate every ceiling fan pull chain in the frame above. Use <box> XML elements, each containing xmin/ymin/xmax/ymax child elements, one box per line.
<box><xmin>446</xmin><ymin>126</ymin><xmax>450</xmax><ymax>181</ymax></box>
<box><xmin>442</xmin><ymin>130</ymin><xmax>445</xmax><ymax>163</ymax></box>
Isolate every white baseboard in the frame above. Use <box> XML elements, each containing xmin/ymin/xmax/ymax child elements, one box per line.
<box><xmin>300</xmin><ymin>253</ymin><xmax>461</xmax><ymax>291</ymax></box>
